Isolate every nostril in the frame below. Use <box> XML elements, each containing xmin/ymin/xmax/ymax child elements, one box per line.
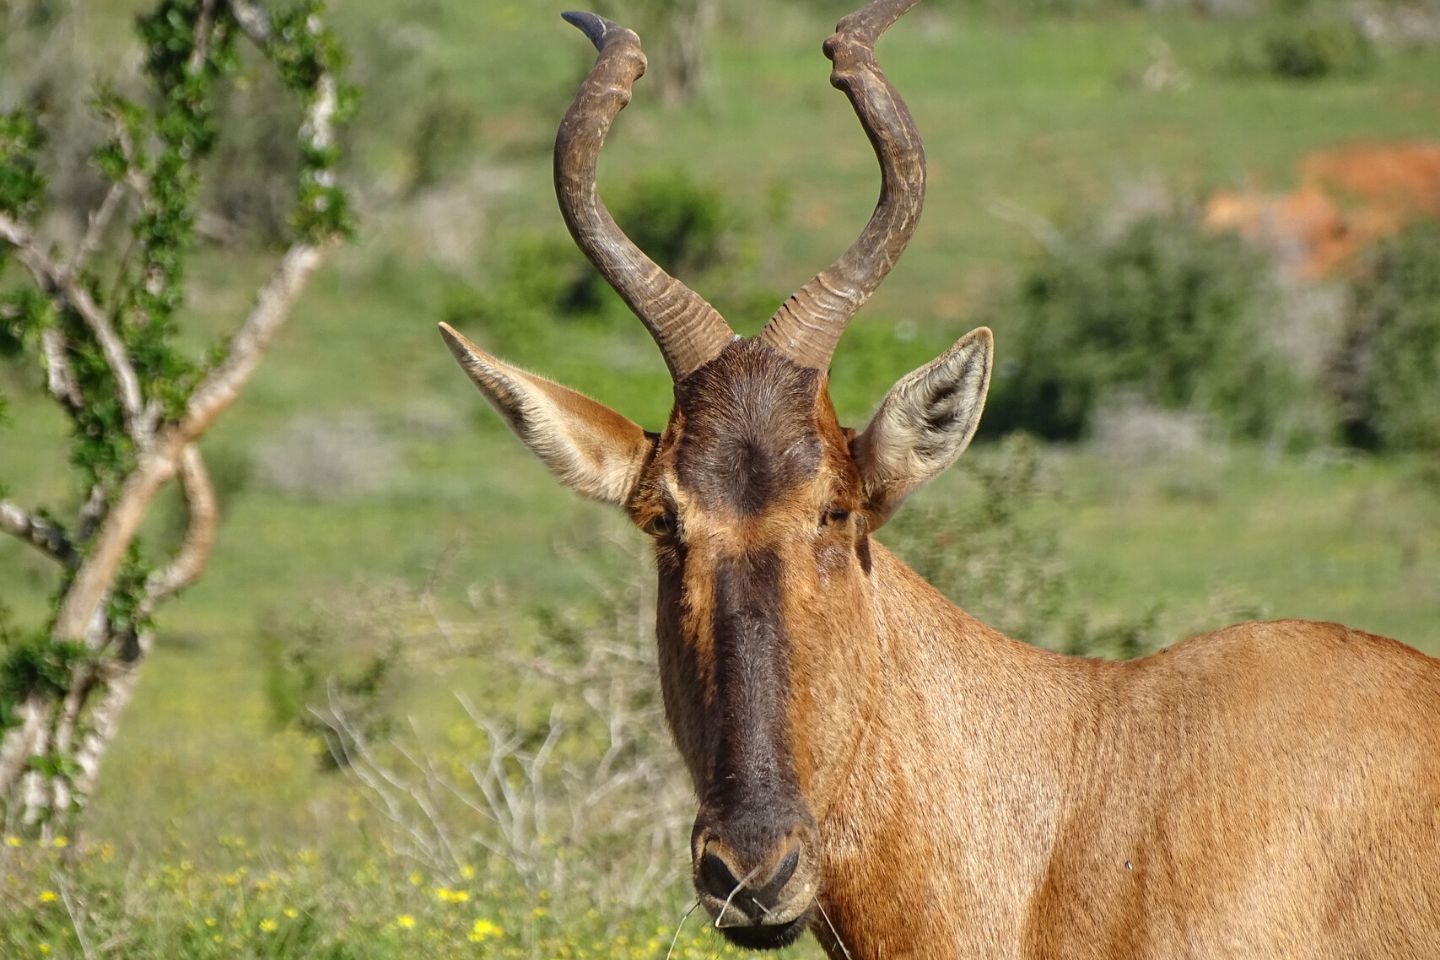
<box><xmin>699</xmin><ymin>849</ymin><xmax>742</xmax><ymax>900</ymax></box>
<box><xmin>758</xmin><ymin>846</ymin><xmax>800</xmax><ymax>900</ymax></box>
<box><xmin>697</xmin><ymin>839</ymin><xmax>807</xmax><ymax>924</ymax></box>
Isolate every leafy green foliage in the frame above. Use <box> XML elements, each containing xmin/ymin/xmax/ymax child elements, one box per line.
<box><xmin>1259</xmin><ymin>18</ymin><xmax>1377</xmax><ymax>80</ymax></box>
<box><xmin>982</xmin><ymin>205</ymin><xmax>1311</xmax><ymax>445</ymax></box>
<box><xmin>58</xmin><ymin>302</ymin><xmax>139</xmax><ymax>489</ymax></box>
<box><xmin>1332</xmin><ymin>221</ymin><xmax>1440</xmax><ymax>451</ymax></box>
<box><xmin>0</xmin><ymin>0</ymin><xmax>354</xmax><ymax>830</ymax></box>
<box><xmin>268</xmin><ymin>2</ymin><xmax>357</xmax><ymax>242</ymax></box>
<box><xmin>0</xmin><ymin>635</ymin><xmax>89</xmax><ymax>733</ymax></box>
<box><xmin>261</xmin><ymin>617</ymin><xmax>400</xmax><ymax>769</ymax></box>
<box><xmin>0</xmin><ymin>110</ymin><xmax>45</xmax><ymax>218</ymax></box>
<box><xmin>614</xmin><ymin>169</ymin><xmax>728</xmax><ymax>283</ymax></box>
<box><xmin>445</xmin><ymin>168</ymin><xmax>734</xmax><ymax>351</ymax></box>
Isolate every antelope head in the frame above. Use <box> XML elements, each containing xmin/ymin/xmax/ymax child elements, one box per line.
<box><xmin>441</xmin><ymin>0</ymin><xmax>989</xmax><ymax>947</ymax></box>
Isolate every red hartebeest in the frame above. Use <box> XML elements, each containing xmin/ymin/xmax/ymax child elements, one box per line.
<box><xmin>440</xmin><ymin>1</ymin><xmax>1440</xmax><ymax>956</ymax></box>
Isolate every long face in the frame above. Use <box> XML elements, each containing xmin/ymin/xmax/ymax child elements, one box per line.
<box><xmin>633</xmin><ymin>340</ymin><xmax>878</xmax><ymax>946</ymax></box>
<box><xmin>444</xmin><ymin>0</ymin><xmax>992</xmax><ymax>952</ymax></box>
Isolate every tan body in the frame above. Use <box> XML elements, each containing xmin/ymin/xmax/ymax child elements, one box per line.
<box><xmin>815</xmin><ymin>545</ymin><xmax>1440</xmax><ymax>959</ymax></box>
<box><xmin>442</xmin><ymin>2</ymin><xmax>1440</xmax><ymax>956</ymax></box>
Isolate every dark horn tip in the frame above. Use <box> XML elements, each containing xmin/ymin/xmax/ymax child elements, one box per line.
<box><xmin>561</xmin><ymin>11</ymin><xmax>614</xmax><ymax>49</ymax></box>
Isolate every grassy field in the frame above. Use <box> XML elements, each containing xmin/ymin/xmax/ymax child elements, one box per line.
<box><xmin>2</xmin><ymin>0</ymin><xmax>1439</xmax><ymax>956</ymax></box>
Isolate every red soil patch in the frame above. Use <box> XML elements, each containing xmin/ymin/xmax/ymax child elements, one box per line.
<box><xmin>1204</xmin><ymin>142</ymin><xmax>1440</xmax><ymax>277</ymax></box>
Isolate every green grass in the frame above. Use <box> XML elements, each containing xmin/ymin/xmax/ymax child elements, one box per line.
<box><xmin>3</xmin><ymin>2</ymin><xmax>1440</xmax><ymax>956</ymax></box>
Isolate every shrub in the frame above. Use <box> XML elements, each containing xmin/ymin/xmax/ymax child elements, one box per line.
<box><xmin>1228</xmin><ymin>15</ymin><xmax>1378</xmax><ymax>80</ymax></box>
<box><xmin>565</xmin><ymin>167</ymin><xmax>732</xmax><ymax>316</ymax></box>
<box><xmin>444</xmin><ymin>168</ymin><xmax>735</xmax><ymax>351</ymax></box>
<box><xmin>1262</xmin><ymin>18</ymin><xmax>1377</xmax><ymax>79</ymax></box>
<box><xmin>265</xmin><ymin>541</ymin><xmax>695</xmax><ymax>905</ymax></box>
<box><xmin>260</xmin><ymin>612</ymin><xmax>401</xmax><ymax>770</ymax></box>
<box><xmin>982</xmin><ymin>203</ymin><xmax>1312</xmax><ymax>445</ymax></box>
<box><xmin>1331</xmin><ymin>220</ymin><xmax>1440</xmax><ymax>451</ymax></box>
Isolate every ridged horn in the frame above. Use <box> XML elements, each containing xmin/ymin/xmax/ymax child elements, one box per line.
<box><xmin>556</xmin><ymin>11</ymin><xmax>735</xmax><ymax>380</ymax></box>
<box><xmin>760</xmin><ymin>0</ymin><xmax>927</xmax><ymax>370</ymax></box>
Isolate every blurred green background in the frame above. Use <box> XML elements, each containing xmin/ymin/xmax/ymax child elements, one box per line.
<box><xmin>2</xmin><ymin>0</ymin><xmax>1439</xmax><ymax>956</ymax></box>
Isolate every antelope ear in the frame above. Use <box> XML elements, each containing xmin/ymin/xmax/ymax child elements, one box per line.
<box><xmin>440</xmin><ymin>323</ymin><xmax>653</xmax><ymax>506</ymax></box>
<box><xmin>851</xmin><ymin>327</ymin><xmax>992</xmax><ymax>530</ymax></box>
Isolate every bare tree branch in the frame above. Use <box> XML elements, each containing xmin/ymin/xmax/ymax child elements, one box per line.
<box><xmin>0</xmin><ymin>212</ymin><xmax>146</xmax><ymax>438</ymax></box>
<box><xmin>0</xmin><ymin>500</ymin><xmax>76</xmax><ymax>566</ymax></box>
<box><xmin>0</xmin><ymin>700</ymin><xmax>49</xmax><ymax>804</ymax></box>
<box><xmin>67</xmin><ymin>183</ymin><xmax>125</xmax><ymax>279</ymax></box>
<box><xmin>226</xmin><ymin>0</ymin><xmax>272</xmax><ymax>45</ymax></box>
<box><xmin>40</xmin><ymin>328</ymin><xmax>83</xmax><ymax>412</ymax></box>
<box><xmin>69</xmin><ymin>636</ymin><xmax>152</xmax><ymax>805</ymax></box>
<box><xmin>43</xmin><ymin>0</ymin><xmax>347</xmax><ymax>649</ymax></box>
<box><xmin>229</xmin><ymin>0</ymin><xmax>338</xmax><ymax>190</ymax></box>
<box><xmin>96</xmin><ymin>101</ymin><xmax>152</xmax><ymax>202</ymax></box>
<box><xmin>186</xmin><ymin>0</ymin><xmax>219</xmax><ymax>76</ymax></box>
<box><xmin>3</xmin><ymin>0</ymin><xmax>352</xmax><ymax>832</ymax></box>
<box><xmin>75</xmin><ymin>482</ymin><xmax>110</xmax><ymax>545</ymax></box>
<box><xmin>51</xmin><ymin>447</ymin><xmax>180</xmax><ymax>643</ymax></box>
<box><xmin>142</xmin><ymin>444</ymin><xmax>217</xmax><ymax>609</ymax></box>
<box><xmin>179</xmin><ymin>242</ymin><xmax>330</xmax><ymax>441</ymax></box>
<box><xmin>181</xmin><ymin>2</ymin><xmax>343</xmax><ymax>441</ymax></box>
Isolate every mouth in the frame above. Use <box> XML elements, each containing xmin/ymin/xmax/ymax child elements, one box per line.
<box><xmin>710</xmin><ymin>908</ymin><xmax>812</xmax><ymax>950</ymax></box>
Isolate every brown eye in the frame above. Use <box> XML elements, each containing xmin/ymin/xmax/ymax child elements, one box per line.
<box><xmin>821</xmin><ymin>507</ymin><xmax>851</xmax><ymax>528</ymax></box>
<box><xmin>645</xmin><ymin>512</ymin><xmax>677</xmax><ymax>538</ymax></box>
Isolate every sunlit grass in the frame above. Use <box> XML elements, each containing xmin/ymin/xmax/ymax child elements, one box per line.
<box><xmin>1</xmin><ymin>834</ymin><xmax>813</xmax><ymax>959</ymax></box>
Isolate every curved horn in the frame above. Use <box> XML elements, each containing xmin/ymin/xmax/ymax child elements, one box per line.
<box><xmin>760</xmin><ymin>0</ymin><xmax>926</xmax><ymax>370</ymax></box>
<box><xmin>556</xmin><ymin>11</ymin><xmax>735</xmax><ymax>380</ymax></box>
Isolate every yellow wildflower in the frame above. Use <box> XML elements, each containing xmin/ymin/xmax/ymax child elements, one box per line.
<box><xmin>468</xmin><ymin>918</ymin><xmax>503</xmax><ymax>943</ymax></box>
<box><xmin>38</xmin><ymin>891</ymin><xmax>58</xmax><ymax>904</ymax></box>
<box><xmin>433</xmin><ymin>886</ymin><xmax>469</xmax><ymax>904</ymax></box>
<box><xmin>37</xmin><ymin>946</ymin><xmax>50</xmax><ymax>956</ymax></box>
<box><xmin>259</xmin><ymin>918</ymin><xmax>278</xmax><ymax>933</ymax></box>
<box><xmin>408</xmin><ymin>871</ymin><xmax>423</xmax><ymax>887</ymax></box>
<box><xmin>395</xmin><ymin>914</ymin><xmax>416</xmax><ymax>930</ymax></box>
<box><xmin>204</xmin><ymin>918</ymin><xmax>217</xmax><ymax>928</ymax></box>
<box><xmin>3</xmin><ymin>836</ymin><xmax>20</xmax><ymax>848</ymax></box>
<box><xmin>51</xmin><ymin>836</ymin><xmax>68</xmax><ymax>849</ymax></box>
<box><xmin>460</xmin><ymin>864</ymin><xmax>476</xmax><ymax>880</ymax></box>
<box><xmin>212</xmin><ymin>935</ymin><xmax>223</xmax><ymax>945</ymax></box>
<box><xmin>284</xmin><ymin>908</ymin><xmax>299</xmax><ymax>919</ymax></box>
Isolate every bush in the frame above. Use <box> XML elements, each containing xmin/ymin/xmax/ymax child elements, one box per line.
<box><xmin>982</xmin><ymin>203</ymin><xmax>1312</xmax><ymax>445</ymax></box>
<box><xmin>1228</xmin><ymin>16</ymin><xmax>1378</xmax><ymax>80</ymax></box>
<box><xmin>262</xmin><ymin>542</ymin><xmax>695</xmax><ymax>905</ymax></box>
<box><xmin>1331</xmin><ymin>221</ymin><xmax>1440</xmax><ymax>451</ymax></box>
<box><xmin>444</xmin><ymin>168</ymin><xmax>735</xmax><ymax>351</ymax></box>
<box><xmin>1262</xmin><ymin>18</ymin><xmax>1377</xmax><ymax>79</ymax></box>
<box><xmin>260</xmin><ymin>614</ymin><xmax>401</xmax><ymax>770</ymax></box>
